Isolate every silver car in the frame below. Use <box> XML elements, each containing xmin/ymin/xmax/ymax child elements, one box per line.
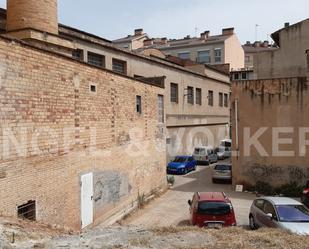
<box><xmin>212</xmin><ymin>163</ymin><xmax>232</xmax><ymax>183</ymax></box>
<box><xmin>249</xmin><ymin>197</ymin><xmax>309</xmax><ymax>235</ymax></box>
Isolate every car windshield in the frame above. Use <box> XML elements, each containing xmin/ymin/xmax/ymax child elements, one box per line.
<box><xmin>173</xmin><ymin>157</ymin><xmax>188</xmax><ymax>163</ymax></box>
<box><xmin>215</xmin><ymin>165</ymin><xmax>231</xmax><ymax>171</ymax></box>
<box><xmin>194</xmin><ymin>148</ymin><xmax>206</xmax><ymax>155</ymax></box>
<box><xmin>198</xmin><ymin>201</ymin><xmax>231</xmax><ymax>215</ymax></box>
<box><xmin>276</xmin><ymin>205</ymin><xmax>309</xmax><ymax>222</ymax></box>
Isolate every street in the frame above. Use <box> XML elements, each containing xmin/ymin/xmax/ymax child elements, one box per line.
<box><xmin>122</xmin><ymin>163</ymin><xmax>256</xmax><ymax>228</ymax></box>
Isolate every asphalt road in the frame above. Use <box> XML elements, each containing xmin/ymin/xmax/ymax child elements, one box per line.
<box><xmin>122</xmin><ymin>162</ymin><xmax>256</xmax><ymax>227</ymax></box>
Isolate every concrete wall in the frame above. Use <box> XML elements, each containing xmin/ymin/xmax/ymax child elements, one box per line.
<box><xmin>0</xmin><ymin>37</ymin><xmax>166</xmax><ymax>230</ymax></box>
<box><xmin>231</xmin><ymin>77</ymin><xmax>309</xmax><ymax>187</ymax></box>
<box><xmin>253</xmin><ymin>20</ymin><xmax>309</xmax><ymax>79</ymax></box>
<box><xmin>224</xmin><ymin>35</ymin><xmax>245</xmax><ymax>71</ymax></box>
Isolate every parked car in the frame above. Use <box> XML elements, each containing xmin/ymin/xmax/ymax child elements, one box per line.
<box><xmin>188</xmin><ymin>192</ymin><xmax>237</xmax><ymax>228</ymax></box>
<box><xmin>167</xmin><ymin>156</ymin><xmax>197</xmax><ymax>175</ymax></box>
<box><xmin>249</xmin><ymin>197</ymin><xmax>309</xmax><ymax>235</ymax></box>
<box><xmin>212</xmin><ymin>163</ymin><xmax>232</xmax><ymax>183</ymax></box>
<box><xmin>193</xmin><ymin>146</ymin><xmax>218</xmax><ymax>165</ymax></box>
<box><xmin>301</xmin><ymin>180</ymin><xmax>309</xmax><ymax>208</ymax></box>
<box><xmin>217</xmin><ymin>139</ymin><xmax>232</xmax><ymax>160</ymax></box>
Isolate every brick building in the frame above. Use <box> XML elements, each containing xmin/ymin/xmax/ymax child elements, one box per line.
<box><xmin>0</xmin><ymin>0</ymin><xmax>166</xmax><ymax>230</ymax></box>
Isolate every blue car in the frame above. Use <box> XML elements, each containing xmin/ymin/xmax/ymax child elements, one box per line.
<box><xmin>167</xmin><ymin>156</ymin><xmax>197</xmax><ymax>175</ymax></box>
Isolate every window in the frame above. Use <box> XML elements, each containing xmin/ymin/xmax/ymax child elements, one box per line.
<box><xmin>178</xmin><ymin>52</ymin><xmax>190</xmax><ymax>60</ymax></box>
<box><xmin>263</xmin><ymin>201</ymin><xmax>278</xmax><ymax>220</ymax></box>
<box><xmin>254</xmin><ymin>199</ymin><xmax>265</xmax><ymax>211</ymax></box>
<box><xmin>219</xmin><ymin>92</ymin><xmax>223</xmax><ymax>107</ymax></box>
<box><xmin>158</xmin><ymin>95</ymin><xmax>164</xmax><ymax>123</ymax></box>
<box><xmin>234</xmin><ymin>73</ymin><xmax>239</xmax><ymax>80</ymax></box>
<box><xmin>170</xmin><ymin>83</ymin><xmax>179</xmax><ymax>103</ymax></box>
<box><xmin>18</xmin><ymin>200</ymin><xmax>36</xmax><ymax>221</ymax></box>
<box><xmin>208</xmin><ymin>90</ymin><xmax>214</xmax><ymax>106</ymax></box>
<box><xmin>87</xmin><ymin>52</ymin><xmax>105</xmax><ymax>68</ymax></box>
<box><xmin>72</xmin><ymin>49</ymin><xmax>83</xmax><ymax>61</ymax></box>
<box><xmin>242</xmin><ymin>72</ymin><xmax>247</xmax><ymax>80</ymax></box>
<box><xmin>112</xmin><ymin>58</ymin><xmax>127</xmax><ymax>75</ymax></box>
<box><xmin>187</xmin><ymin>86</ymin><xmax>194</xmax><ymax>104</ymax></box>
<box><xmin>90</xmin><ymin>84</ymin><xmax>97</xmax><ymax>93</ymax></box>
<box><xmin>214</xmin><ymin>48</ymin><xmax>222</xmax><ymax>63</ymax></box>
<box><xmin>245</xmin><ymin>55</ymin><xmax>250</xmax><ymax>64</ymax></box>
<box><xmin>196</xmin><ymin>88</ymin><xmax>202</xmax><ymax>105</ymax></box>
<box><xmin>197</xmin><ymin>50</ymin><xmax>210</xmax><ymax>63</ymax></box>
<box><xmin>136</xmin><ymin>96</ymin><xmax>142</xmax><ymax>114</ymax></box>
<box><xmin>224</xmin><ymin>93</ymin><xmax>228</xmax><ymax>107</ymax></box>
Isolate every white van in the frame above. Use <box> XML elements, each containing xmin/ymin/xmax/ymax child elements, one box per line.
<box><xmin>217</xmin><ymin>139</ymin><xmax>232</xmax><ymax>160</ymax></box>
<box><xmin>193</xmin><ymin>146</ymin><xmax>218</xmax><ymax>165</ymax></box>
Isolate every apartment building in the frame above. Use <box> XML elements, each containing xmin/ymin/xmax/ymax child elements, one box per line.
<box><xmin>114</xmin><ymin>28</ymin><xmax>245</xmax><ymax>71</ymax></box>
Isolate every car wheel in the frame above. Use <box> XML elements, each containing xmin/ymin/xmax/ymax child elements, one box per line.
<box><xmin>184</xmin><ymin>168</ymin><xmax>188</xmax><ymax>174</ymax></box>
<box><xmin>249</xmin><ymin>215</ymin><xmax>258</xmax><ymax>230</ymax></box>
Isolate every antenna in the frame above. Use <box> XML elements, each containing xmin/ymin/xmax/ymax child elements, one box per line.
<box><xmin>255</xmin><ymin>24</ymin><xmax>259</xmax><ymax>41</ymax></box>
<box><xmin>195</xmin><ymin>27</ymin><xmax>198</xmax><ymax>37</ymax></box>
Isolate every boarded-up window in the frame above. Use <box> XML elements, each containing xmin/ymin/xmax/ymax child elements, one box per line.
<box><xmin>87</xmin><ymin>52</ymin><xmax>105</xmax><ymax>68</ymax></box>
<box><xmin>219</xmin><ymin>92</ymin><xmax>223</xmax><ymax>107</ymax></box>
<box><xmin>112</xmin><ymin>58</ymin><xmax>127</xmax><ymax>75</ymax></box>
<box><xmin>208</xmin><ymin>90</ymin><xmax>214</xmax><ymax>106</ymax></box>
<box><xmin>196</xmin><ymin>88</ymin><xmax>202</xmax><ymax>105</ymax></box>
<box><xmin>170</xmin><ymin>83</ymin><xmax>179</xmax><ymax>103</ymax></box>
<box><xmin>187</xmin><ymin>86</ymin><xmax>194</xmax><ymax>104</ymax></box>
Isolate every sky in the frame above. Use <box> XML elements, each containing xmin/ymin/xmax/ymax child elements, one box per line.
<box><xmin>1</xmin><ymin>0</ymin><xmax>308</xmax><ymax>43</ymax></box>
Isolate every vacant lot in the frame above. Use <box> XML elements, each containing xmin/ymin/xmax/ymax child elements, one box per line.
<box><xmin>1</xmin><ymin>218</ymin><xmax>309</xmax><ymax>249</ymax></box>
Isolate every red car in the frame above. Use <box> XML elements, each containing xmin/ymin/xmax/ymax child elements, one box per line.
<box><xmin>188</xmin><ymin>192</ymin><xmax>237</xmax><ymax>228</ymax></box>
<box><xmin>302</xmin><ymin>181</ymin><xmax>309</xmax><ymax>208</ymax></box>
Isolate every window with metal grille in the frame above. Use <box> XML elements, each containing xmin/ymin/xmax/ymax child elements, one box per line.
<box><xmin>208</xmin><ymin>90</ymin><xmax>214</xmax><ymax>106</ymax></box>
<box><xmin>219</xmin><ymin>92</ymin><xmax>223</xmax><ymax>107</ymax></box>
<box><xmin>196</xmin><ymin>88</ymin><xmax>202</xmax><ymax>105</ymax></box>
<box><xmin>170</xmin><ymin>83</ymin><xmax>179</xmax><ymax>103</ymax></box>
<box><xmin>87</xmin><ymin>52</ymin><xmax>105</xmax><ymax>68</ymax></box>
<box><xmin>112</xmin><ymin>58</ymin><xmax>127</xmax><ymax>75</ymax></box>
<box><xmin>136</xmin><ymin>96</ymin><xmax>142</xmax><ymax>114</ymax></box>
<box><xmin>18</xmin><ymin>200</ymin><xmax>36</xmax><ymax>221</ymax></box>
<box><xmin>158</xmin><ymin>95</ymin><xmax>164</xmax><ymax>123</ymax></box>
<box><xmin>214</xmin><ymin>48</ymin><xmax>222</xmax><ymax>63</ymax></box>
<box><xmin>224</xmin><ymin>93</ymin><xmax>229</xmax><ymax>107</ymax></box>
<box><xmin>187</xmin><ymin>86</ymin><xmax>194</xmax><ymax>104</ymax></box>
<box><xmin>72</xmin><ymin>49</ymin><xmax>84</xmax><ymax>61</ymax></box>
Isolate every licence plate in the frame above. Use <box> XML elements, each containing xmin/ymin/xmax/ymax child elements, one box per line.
<box><xmin>206</xmin><ymin>223</ymin><xmax>223</xmax><ymax>229</ymax></box>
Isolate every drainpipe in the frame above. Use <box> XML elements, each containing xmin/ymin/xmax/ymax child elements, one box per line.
<box><xmin>235</xmin><ymin>99</ymin><xmax>239</xmax><ymax>159</ymax></box>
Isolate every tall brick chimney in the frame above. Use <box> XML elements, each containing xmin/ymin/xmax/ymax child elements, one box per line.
<box><xmin>7</xmin><ymin>0</ymin><xmax>58</xmax><ymax>35</ymax></box>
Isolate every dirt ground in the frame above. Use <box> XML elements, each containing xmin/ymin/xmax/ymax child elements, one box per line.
<box><xmin>120</xmin><ymin>163</ymin><xmax>256</xmax><ymax>227</ymax></box>
<box><xmin>1</xmin><ymin>218</ymin><xmax>309</xmax><ymax>249</ymax></box>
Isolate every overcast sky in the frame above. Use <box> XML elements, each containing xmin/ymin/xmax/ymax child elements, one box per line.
<box><xmin>0</xmin><ymin>0</ymin><xmax>308</xmax><ymax>43</ymax></box>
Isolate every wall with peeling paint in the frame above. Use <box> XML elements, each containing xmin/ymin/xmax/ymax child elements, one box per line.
<box><xmin>231</xmin><ymin>77</ymin><xmax>309</xmax><ymax>187</ymax></box>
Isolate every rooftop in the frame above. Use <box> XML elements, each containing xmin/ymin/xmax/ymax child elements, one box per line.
<box><xmin>262</xmin><ymin>197</ymin><xmax>302</xmax><ymax>205</ymax></box>
<box><xmin>197</xmin><ymin>192</ymin><xmax>228</xmax><ymax>202</ymax></box>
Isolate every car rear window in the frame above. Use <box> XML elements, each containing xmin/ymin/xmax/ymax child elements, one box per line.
<box><xmin>215</xmin><ymin>165</ymin><xmax>231</xmax><ymax>171</ymax></box>
<box><xmin>173</xmin><ymin>157</ymin><xmax>188</xmax><ymax>163</ymax></box>
<box><xmin>197</xmin><ymin>201</ymin><xmax>231</xmax><ymax>215</ymax></box>
<box><xmin>194</xmin><ymin>148</ymin><xmax>206</xmax><ymax>155</ymax></box>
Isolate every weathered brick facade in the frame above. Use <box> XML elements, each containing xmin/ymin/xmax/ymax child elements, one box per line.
<box><xmin>7</xmin><ymin>0</ymin><xmax>58</xmax><ymax>34</ymax></box>
<box><xmin>0</xmin><ymin>37</ymin><xmax>166</xmax><ymax>230</ymax></box>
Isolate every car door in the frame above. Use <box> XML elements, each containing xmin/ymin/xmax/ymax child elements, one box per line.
<box><xmin>188</xmin><ymin>157</ymin><xmax>195</xmax><ymax>170</ymax></box>
<box><xmin>189</xmin><ymin>194</ymin><xmax>198</xmax><ymax>224</ymax></box>
<box><xmin>260</xmin><ymin>201</ymin><xmax>279</xmax><ymax>228</ymax></box>
<box><xmin>253</xmin><ymin>199</ymin><xmax>265</xmax><ymax>227</ymax></box>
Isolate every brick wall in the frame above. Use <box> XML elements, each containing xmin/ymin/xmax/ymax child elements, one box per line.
<box><xmin>7</xmin><ymin>0</ymin><xmax>58</xmax><ymax>34</ymax></box>
<box><xmin>0</xmin><ymin>37</ymin><xmax>166</xmax><ymax>230</ymax></box>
